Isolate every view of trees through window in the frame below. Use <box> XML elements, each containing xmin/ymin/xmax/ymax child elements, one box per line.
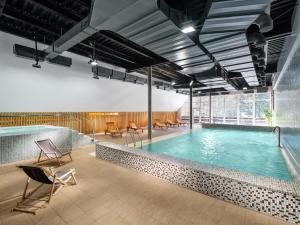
<box><xmin>181</xmin><ymin>92</ymin><xmax>271</xmax><ymax>126</ymax></box>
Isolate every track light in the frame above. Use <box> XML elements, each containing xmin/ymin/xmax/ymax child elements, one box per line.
<box><xmin>181</xmin><ymin>20</ymin><xmax>196</xmax><ymax>34</ymax></box>
<box><xmin>189</xmin><ymin>80</ymin><xmax>194</xmax><ymax>87</ymax></box>
<box><xmin>89</xmin><ymin>41</ymin><xmax>98</xmax><ymax>66</ymax></box>
<box><xmin>182</xmin><ymin>26</ymin><xmax>195</xmax><ymax>34</ymax></box>
<box><xmin>32</xmin><ymin>33</ymin><xmax>41</xmax><ymax>69</ymax></box>
<box><xmin>88</xmin><ymin>59</ymin><xmax>98</xmax><ymax>66</ymax></box>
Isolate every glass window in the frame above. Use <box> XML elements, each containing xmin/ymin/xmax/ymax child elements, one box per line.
<box><xmin>255</xmin><ymin>93</ymin><xmax>270</xmax><ymax>126</ymax></box>
<box><xmin>224</xmin><ymin>94</ymin><xmax>238</xmax><ymax>124</ymax></box>
<box><xmin>211</xmin><ymin>95</ymin><xmax>224</xmax><ymax>124</ymax></box>
<box><xmin>200</xmin><ymin>96</ymin><xmax>210</xmax><ymax>122</ymax></box>
<box><xmin>180</xmin><ymin>91</ymin><xmax>271</xmax><ymax>126</ymax></box>
<box><xmin>240</xmin><ymin>94</ymin><xmax>253</xmax><ymax>125</ymax></box>
<box><xmin>181</xmin><ymin>101</ymin><xmax>189</xmax><ymax>117</ymax></box>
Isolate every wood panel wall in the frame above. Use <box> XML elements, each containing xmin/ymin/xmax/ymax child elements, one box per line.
<box><xmin>0</xmin><ymin>112</ymin><xmax>178</xmax><ymax>134</ymax></box>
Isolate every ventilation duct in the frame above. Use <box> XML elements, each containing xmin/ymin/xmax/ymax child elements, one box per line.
<box><xmin>251</xmin><ymin>47</ymin><xmax>266</xmax><ymax>59</ymax></box>
<box><xmin>247</xmin><ymin>32</ymin><xmax>266</xmax><ymax>47</ymax></box>
<box><xmin>13</xmin><ymin>44</ymin><xmax>72</xmax><ymax>67</ymax></box>
<box><xmin>43</xmin><ymin>0</ymin><xmax>148</xmax><ymax>60</ymax></box>
<box><xmin>198</xmin><ymin>0</ymin><xmax>273</xmax><ymax>87</ymax></box>
<box><xmin>253</xmin><ymin>13</ymin><xmax>273</xmax><ymax>33</ymax></box>
<box><xmin>254</xmin><ymin>59</ymin><xmax>266</xmax><ymax>67</ymax></box>
<box><xmin>91</xmin><ymin>65</ymin><xmax>178</xmax><ymax>87</ymax></box>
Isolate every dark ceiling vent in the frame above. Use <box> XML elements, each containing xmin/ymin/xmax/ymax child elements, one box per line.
<box><xmin>254</xmin><ymin>13</ymin><xmax>273</xmax><ymax>33</ymax></box>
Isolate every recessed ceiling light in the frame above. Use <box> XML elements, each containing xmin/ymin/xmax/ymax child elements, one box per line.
<box><xmin>182</xmin><ymin>26</ymin><xmax>195</xmax><ymax>34</ymax></box>
<box><xmin>91</xmin><ymin>61</ymin><xmax>97</xmax><ymax>66</ymax></box>
<box><xmin>243</xmin><ymin>87</ymin><xmax>247</xmax><ymax>90</ymax></box>
<box><xmin>198</xmin><ymin>91</ymin><xmax>201</xmax><ymax>93</ymax></box>
<box><xmin>171</xmin><ymin>81</ymin><xmax>176</xmax><ymax>85</ymax></box>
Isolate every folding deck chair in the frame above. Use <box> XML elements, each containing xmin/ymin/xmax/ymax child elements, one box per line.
<box><xmin>35</xmin><ymin>139</ymin><xmax>72</xmax><ymax>165</ymax></box>
<box><xmin>12</xmin><ymin>165</ymin><xmax>77</xmax><ymax>215</ymax></box>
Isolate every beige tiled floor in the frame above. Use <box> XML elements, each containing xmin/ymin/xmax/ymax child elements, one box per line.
<box><xmin>0</xmin><ymin>145</ymin><xmax>293</xmax><ymax>225</ymax></box>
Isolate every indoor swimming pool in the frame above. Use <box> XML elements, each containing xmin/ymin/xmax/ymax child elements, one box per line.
<box><xmin>142</xmin><ymin>128</ymin><xmax>292</xmax><ymax>181</ymax></box>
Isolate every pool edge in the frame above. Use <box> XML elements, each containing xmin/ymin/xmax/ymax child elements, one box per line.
<box><xmin>96</xmin><ymin>142</ymin><xmax>300</xmax><ymax>224</ymax></box>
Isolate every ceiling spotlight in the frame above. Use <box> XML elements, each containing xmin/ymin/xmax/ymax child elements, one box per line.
<box><xmin>171</xmin><ymin>81</ymin><xmax>176</xmax><ymax>85</ymax></box>
<box><xmin>32</xmin><ymin>33</ymin><xmax>41</xmax><ymax>69</ymax></box>
<box><xmin>91</xmin><ymin>59</ymin><xmax>98</xmax><ymax>66</ymax></box>
<box><xmin>243</xmin><ymin>87</ymin><xmax>247</xmax><ymax>90</ymax></box>
<box><xmin>189</xmin><ymin>80</ymin><xmax>194</xmax><ymax>87</ymax></box>
<box><xmin>89</xmin><ymin>41</ymin><xmax>98</xmax><ymax>66</ymax></box>
<box><xmin>182</xmin><ymin>26</ymin><xmax>195</xmax><ymax>34</ymax></box>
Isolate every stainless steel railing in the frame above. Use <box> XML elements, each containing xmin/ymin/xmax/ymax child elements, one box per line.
<box><xmin>272</xmin><ymin>126</ymin><xmax>281</xmax><ymax>147</ymax></box>
<box><xmin>124</xmin><ymin>130</ymin><xmax>143</xmax><ymax>148</ymax></box>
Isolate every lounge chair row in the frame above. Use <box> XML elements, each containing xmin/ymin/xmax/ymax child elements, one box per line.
<box><xmin>104</xmin><ymin>119</ymin><xmax>187</xmax><ymax>136</ymax></box>
<box><xmin>153</xmin><ymin>119</ymin><xmax>187</xmax><ymax>129</ymax></box>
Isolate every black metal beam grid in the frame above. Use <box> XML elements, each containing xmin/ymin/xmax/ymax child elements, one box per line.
<box><xmin>264</xmin><ymin>0</ymin><xmax>298</xmax><ymax>72</ymax></box>
<box><xmin>0</xmin><ymin>0</ymin><xmax>295</xmax><ymax>93</ymax></box>
<box><xmin>0</xmin><ymin>0</ymin><xmax>174</xmax><ymax>78</ymax></box>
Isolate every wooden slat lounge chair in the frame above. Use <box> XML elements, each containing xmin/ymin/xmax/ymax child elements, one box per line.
<box><xmin>12</xmin><ymin>165</ymin><xmax>77</xmax><ymax>215</ymax></box>
<box><xmin>153</xmin><ymin>120</ymin><xmax>168</xmax><ymax>129</ymax></box>
<box><xmin>127</xmin><ymin>121</ymin><xmax>144</xmax><ymax>133</ymax></box>
<box><xmin>166</xmin><ymin>120</ymin><xmax>179</xmax><ymax>127</ymax></box>
<box><xmin>105</xmin><ymin>122</ymin><xmax>123</xmax><ymax>136</ymax></box>
<box><xmin>176</xmin><ymin>119</ymin><xmax>187</xmax><ymax>126</ymax></box>
<box><xmin>35</xmin><ymin>139</ymin><xmax>72</xmax><ymax>165</ymax></box>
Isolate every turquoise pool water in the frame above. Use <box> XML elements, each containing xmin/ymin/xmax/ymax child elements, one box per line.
<box><xmin>0</xmin><ymin>125</ymin><xmax>62</xmax><ymax>136</ymax></box>
<box><xmin>142</xmin><ymin>128</ymin><xmax>292</xmax><ymax>181</ymax></box>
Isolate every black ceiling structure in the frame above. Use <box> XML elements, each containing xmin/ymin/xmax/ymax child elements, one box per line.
<box><xmin>265</xmin><ymin>0</ymin><xmax>298</xmax><ymax>73</ymax></box>
<box><xmin>0</xmin><ymin>0</ymin><xmax>298</xmax><ymax>94</ymax></box>
<box><xmin>0</xmin><ymin>0</ymin><xmax>180</xmax><ymax>82</ymax></box>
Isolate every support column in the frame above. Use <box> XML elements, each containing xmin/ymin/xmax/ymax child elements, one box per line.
<box><xmin>199</xmin><ymin>97</ymin><xmax>202</xmax><ymax>124</ymax></box>
<box><xmin>237</xmin><ymin>94</ymin><xmax>240</xmax><ymax>125</ymax></box>
<box><xmin>253</xmin><ymin>93</ymin><xmax>256</xmax><ymax>125</ymax></box>
<box><xmin>148</xmin><ymin>67</ymin><xmax>152</xmax><ymax>140</ymax></box>
<box><xmin>190</xmin><ymin>86</ymin><xmax>193</xmax><ymax>129</ymax></box>
<box><xmin>209</xmin><ymin>93</ymin><xmax>212</xmax><ymax>124</ymax></box>
<box><xmin>223</xmin><ymin>95</ymin><xmax>226</xmax><ymax>124</ymax></box>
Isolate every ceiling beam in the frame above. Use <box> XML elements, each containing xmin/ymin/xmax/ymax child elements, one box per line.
<box><xmin>24</xmin><ymin>0</ymin><xmax>78</xmax><ymax>24</ymax></box>
<box><xmin>78</xmin><ymin>42</ymin><xmax>138</xmax><ymax>65</ymax></box>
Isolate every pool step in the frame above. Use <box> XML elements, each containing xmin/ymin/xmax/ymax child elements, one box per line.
<box><xmin>72</xmin><ymin>130</ymin><xmax>94</xmax><ymax>148</ymax></box>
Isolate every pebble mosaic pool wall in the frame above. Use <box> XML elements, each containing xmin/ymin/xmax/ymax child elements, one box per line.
<box><xmin>96</xmin><ymin>142</ymin><xmax>300</xmax><ymax>224</ymax></box>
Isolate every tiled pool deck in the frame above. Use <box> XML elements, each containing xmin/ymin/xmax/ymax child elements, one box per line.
<box><xmin>96</xmin><ymin>124</ymin><xmax>300</xmax><ymax>224</ymax></box>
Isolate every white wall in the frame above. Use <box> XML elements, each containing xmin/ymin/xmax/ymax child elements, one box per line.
<box><xmin>0</xmin><ymin>32</ymin><xmax>187</xmax><ymax>112</ymax></box>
